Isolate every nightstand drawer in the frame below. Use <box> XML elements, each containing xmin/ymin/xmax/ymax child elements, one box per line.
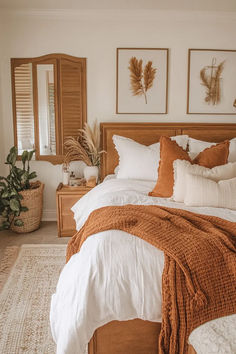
<box><xmin>56</xmin><ymin>183</ymin><xmax>93</xmax><ymax>237</ymax></box>
<box><xmin>59</xmin><ymin>195</ymin><xmax>81</xmax><ymax>215</ymax></box>
<box><xmin>58</xmin><ymin>195</ymin><xmax>79</xmax><ymax>236</ymax></box>
<box><xmin>60</xmin><ymin>214</ymin><xmax>76</xmax><ymax>236</ymax></box>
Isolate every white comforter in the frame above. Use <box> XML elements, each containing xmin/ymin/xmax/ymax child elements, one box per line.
<box><xmin>50</xmin><ymin>177</ymin><xmax>236</xmax><ymax>354</ymax></box>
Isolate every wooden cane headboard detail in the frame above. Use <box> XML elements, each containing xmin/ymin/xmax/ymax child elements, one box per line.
<box><xmin>100</xmin><ymin>122</ymin><xmax>236</xmax><ymax>180</ymax></box>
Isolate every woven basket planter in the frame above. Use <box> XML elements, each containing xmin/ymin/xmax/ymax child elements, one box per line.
<box><xmin>11</xmin><ymin>181</ymin><xmax>44</xmax><ymax>233</ymax></box>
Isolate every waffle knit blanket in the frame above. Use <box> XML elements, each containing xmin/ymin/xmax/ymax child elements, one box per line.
<box><xmin>66</xmin><ymin>205</ymin><xmax>236</xmax><ymax>354</ymax></box>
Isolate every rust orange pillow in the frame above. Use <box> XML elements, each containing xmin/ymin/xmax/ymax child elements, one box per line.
<box><xmin>192</xmin><ymin>140</ymin><xmax>229</xmax><ymax>168</ymax></box>
<box><xmin>149</xmin><ymin>136</ymin><xmax>229</xmax><ymax>198</ymax></box>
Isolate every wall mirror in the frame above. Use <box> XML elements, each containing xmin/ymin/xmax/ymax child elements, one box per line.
<box><xmin>11</xmin><ymin>53</ymin><xmax>87</xmax><ymax>164</ymax></box>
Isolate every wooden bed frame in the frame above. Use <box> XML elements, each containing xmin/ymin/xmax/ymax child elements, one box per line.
<box><xmin>88</xmin><ymin>122</ymin><xmax>236</xmax><ymax>354</ymax></box>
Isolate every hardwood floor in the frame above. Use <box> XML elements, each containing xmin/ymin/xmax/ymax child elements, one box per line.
<box><xmin>0</xmin><ymin>222</ymin><xmax>68</xmax><ymax>261</ymax></box>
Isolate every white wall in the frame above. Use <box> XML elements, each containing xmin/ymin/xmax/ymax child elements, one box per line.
<box><xmin>0</xmin><ymin>9</ymin><xmax>236</xmax><ymax>219</ymax></box>
<box><xmin>0</xmin><ymin>81</ymin><xmax>4</xmax><ymax>175</ymax></box>
<box><xmin>0</xmin><ymin>21</ymin><xmax>6</xmax><ymax>176</ymax></box>
<box><xmin>1</xmin><ymin>0</ymin><xmax>236</xmax><ymax>12</ymax></box>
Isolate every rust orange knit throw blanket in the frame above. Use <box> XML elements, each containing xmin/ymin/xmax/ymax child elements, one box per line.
<box><xmin>66</xmin><ymin>205</ymin><xmax>236</xmax><ymax>354</ymax></box>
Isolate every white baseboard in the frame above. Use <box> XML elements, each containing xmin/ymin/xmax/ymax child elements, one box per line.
<box><xmin>42</xmin><ymin>209</ymin><xmax>57</xmax><ymax>221</ymax></box>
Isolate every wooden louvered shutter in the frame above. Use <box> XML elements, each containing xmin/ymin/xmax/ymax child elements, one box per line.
<box><xmin>48</xmin><ymin>82</ymin><xmax>56</xmax><ymax>154</ymax></box>
<box><xmin>14</xmin><ymin>63</ymin><xmax>35</xmax><ymax>154</ymax></box>
<box><xmin>59</xmin><ymin>57</ymin><xmax>87</xmax><ymax>155</ymax></box>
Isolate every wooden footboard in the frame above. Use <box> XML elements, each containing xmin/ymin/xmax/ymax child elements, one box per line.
<box><xmin>88</xmin><ymin>319</ymin><xmax>196</xmax><ymax>354</ymax></box>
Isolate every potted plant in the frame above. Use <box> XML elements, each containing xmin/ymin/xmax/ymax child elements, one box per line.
<box><xmin>0</xmin><ymin>146</ymin><xmax>44</xmax><ymax>233</ymax></box>
<box><xmin>64</xmin><ymin>121</ymin><xmax>104</xmax><ymax>182</ymax></box>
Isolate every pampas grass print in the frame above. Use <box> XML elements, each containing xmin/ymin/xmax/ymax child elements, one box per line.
<box><xmin>128</xmin><ymin>57</ymin><xmax>157</xmax><ymax>104</ymax></box>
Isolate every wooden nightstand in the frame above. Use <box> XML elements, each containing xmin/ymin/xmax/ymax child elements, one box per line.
<box><xmin>56</xmin><ymin>183</ymin><xmax>93</xmax><ymax>237</ymax></box>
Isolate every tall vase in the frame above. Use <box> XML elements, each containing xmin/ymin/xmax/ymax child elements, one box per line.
<box><xmin>83</xmin><ymin>166</ymin><xmax>99</xmax><ymax>182</ymax></box>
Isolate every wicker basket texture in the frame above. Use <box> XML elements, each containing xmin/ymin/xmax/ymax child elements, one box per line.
<box><xmin>11</xmin><ymin>181</ymin><xmax>44</xmax><ymax>233</ymax></box>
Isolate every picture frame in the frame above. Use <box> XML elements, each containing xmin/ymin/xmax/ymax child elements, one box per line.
<box><xmin>116</xmin><ymin>48</ymin><xmax>169</xmax><ymax>114</ymax></box>
<box><xmin>187</xmin><ymin>49</ymin><xmax>236</xmax><ymax>115</ymax></box>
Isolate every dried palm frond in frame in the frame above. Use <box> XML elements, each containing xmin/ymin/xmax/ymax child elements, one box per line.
<box><xmin>187</xmin><ymin>48</ymin><xmax>236</xmax><ymax>115</ymax></box>
<box><xmin>116</xmin><ymin>48</ymin><xmax>168</xmax><ymax>114</ymax></box>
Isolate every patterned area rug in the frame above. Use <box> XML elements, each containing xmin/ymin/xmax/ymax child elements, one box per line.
<box><xmin>0</xmin><ymin>244</ymin><xmax>66</xmax><ymax>354</ymax></box>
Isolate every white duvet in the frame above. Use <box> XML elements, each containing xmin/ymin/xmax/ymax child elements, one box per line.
<box><xmin>50</xmin><ymin>177</ymin><xmax>236</xmax><ymax>354</ymax></box>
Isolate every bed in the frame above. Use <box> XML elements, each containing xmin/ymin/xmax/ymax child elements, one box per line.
<box><xmin>51</xmin><ymin>122</ymin><xmax>236</xmax><ymax>354</ymax></box>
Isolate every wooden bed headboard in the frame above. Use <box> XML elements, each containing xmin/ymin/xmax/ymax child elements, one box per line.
<box><xmin>100</xmin><ymin>122</ymin><xmax>236</xmax><ymax>180</ymax></box>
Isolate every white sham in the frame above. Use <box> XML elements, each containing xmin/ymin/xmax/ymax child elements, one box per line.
<box><xmin>184</xmin><ymin>174</ymin><xmax>236</xmax><ymax>210</ymax></box>
<box><xmin>113</xmin><ymin>134</ymin><xmax>188</xmax><ymax>181</ymax></box>
<box><xmin>173</xmin><ymin>160</ymin><xmax>236</xmax><ymax>202</ymax></box>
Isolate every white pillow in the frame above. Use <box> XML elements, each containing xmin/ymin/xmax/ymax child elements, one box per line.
<box><xmin>184</xmin><ymin>174</ymin><xmax>236</xmax><ymax>210</ymax></box>
<box><xmin>171</xmin><ymin>135</ymin><xmax>189</xmax><ymax>150</ymax></box>
<box><xmin>188</xmin><ymin>137</ymin><xmax>236</xmax><ymax>162</ymax></box>
<box><xmin>173</xmin><ymin>160</ymin><xmax>236</xmax><ymax>202</ymax></box>
<box><xmin>113</xmin><ymin>134</ymin><xmax>188</xmax><ymax>181</ymax></box>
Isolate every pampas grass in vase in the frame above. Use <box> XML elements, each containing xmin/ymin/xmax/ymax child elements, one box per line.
<box><xmin>64</xmin><ymin>121</ymin><xmax>104</xmax><ymax>183</ymax></box>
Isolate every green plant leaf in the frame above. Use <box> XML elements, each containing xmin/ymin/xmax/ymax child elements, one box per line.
<box><xmin>21</xmin><ymin>150</ymin><xmax>28</xmax><ymax>164</ymax></box>
<box><xmin>21</xmin><ymin>171</ymin><xmax>29</xmax><ymax>184</ymax></box>
<box><xmin>6</xmin><ymin>154</ymin><xmax>11</xmax><ymax>164</ymax></box>
<box><xmin>12</xmin><ymin>180</ymin><xmax>22</xmax><ymax>191</ymax></box>
<box><xmin>28</xmin><ymin>171</ymin><xmax>37</xmax><ymax>180</ymax></box>
<box><xmin>1</xmin><ymin>209</ymin><xmax>8</xmax><ymax>217</ymax></box>
<box><xmin>28</xmin><ymin>150</ymin><xmax>36</xmax><ymax>161</ymax></box>
<box><xmin>0</xmin><ymin>205</ymin><xmax>5</xmax><ymax>214</ymax></box>
<box><xmin>14</xmin><ymin>210</ymin><xmax>21</xmax><ymax>217</ymax></box>
<box><xmin>10</xmin><ymin>189</ymin><xmax>18</xmax><ymax>196</ymax></box>
<box><xmin>11</xmin><ymin>154</ymin><xmax>17</xmax><ymax>166</ymax></box>
<box><xmin>9</xmin><ymin>198</ymin><xmax>20</xmax><ymax>212</ymax></box>
<box><xmin>1</xmin><ymin>190</ymin><xmax>9</xmax><ymax>198</ymax></box>
<box><xmin>16</xmin><ymin>168</ymin><xmax>25</xmax><ymax>176</ymax></box>
<box><xmin>14</xmin><ymin>219</ymin><xmax>24</xmax><ymax>227</ymax></box>
<box><xmin>10</xmin><ymin>146</ymin><xmax>17</xmax><ymax>155</ymax></box>
<box><xmin>1</xmin><ymin>199</ymin><xmax>9</xmax><ymax>206</ymax></box>
<box><xmin>2</xmin><ymin>221</ymin><xmax>10</xmax><ymax>229</ymax></box>
<box><xmin>21</xmin><ymin>206</ymin><xmax>28</xmax><ymax>212</ymax></box>
<box><xmin>7</xmin><ymin>147</ymin><xmax>17</xmax><ymax>166</ymax></box>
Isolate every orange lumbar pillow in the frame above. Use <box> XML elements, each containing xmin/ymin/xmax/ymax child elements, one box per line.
<box><xmin>149</xmin><ymin>136</ymin><xmax>229</xmax><ymax>198</ymax></box>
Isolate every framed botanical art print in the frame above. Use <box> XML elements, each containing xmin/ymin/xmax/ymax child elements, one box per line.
<box><xmin>187</xmin><ymin>49</ymin><xmax>236</xmax><ymax>114</ymax></box>
<box><xmin>116</xmin><ymin>48</ymin><xmax>168</xmax><ymax>114</ymax></box>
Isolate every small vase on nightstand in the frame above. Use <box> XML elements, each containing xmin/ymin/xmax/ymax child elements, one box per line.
<box><xmin>83</xmin><ymin>165</ymin><xmax>99</xmax><ymax>183</ymax></box>
<box><xmin>62</xmin><ymin>162</ymin><xmax>70</xmax><ymax>185</ymax></box>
